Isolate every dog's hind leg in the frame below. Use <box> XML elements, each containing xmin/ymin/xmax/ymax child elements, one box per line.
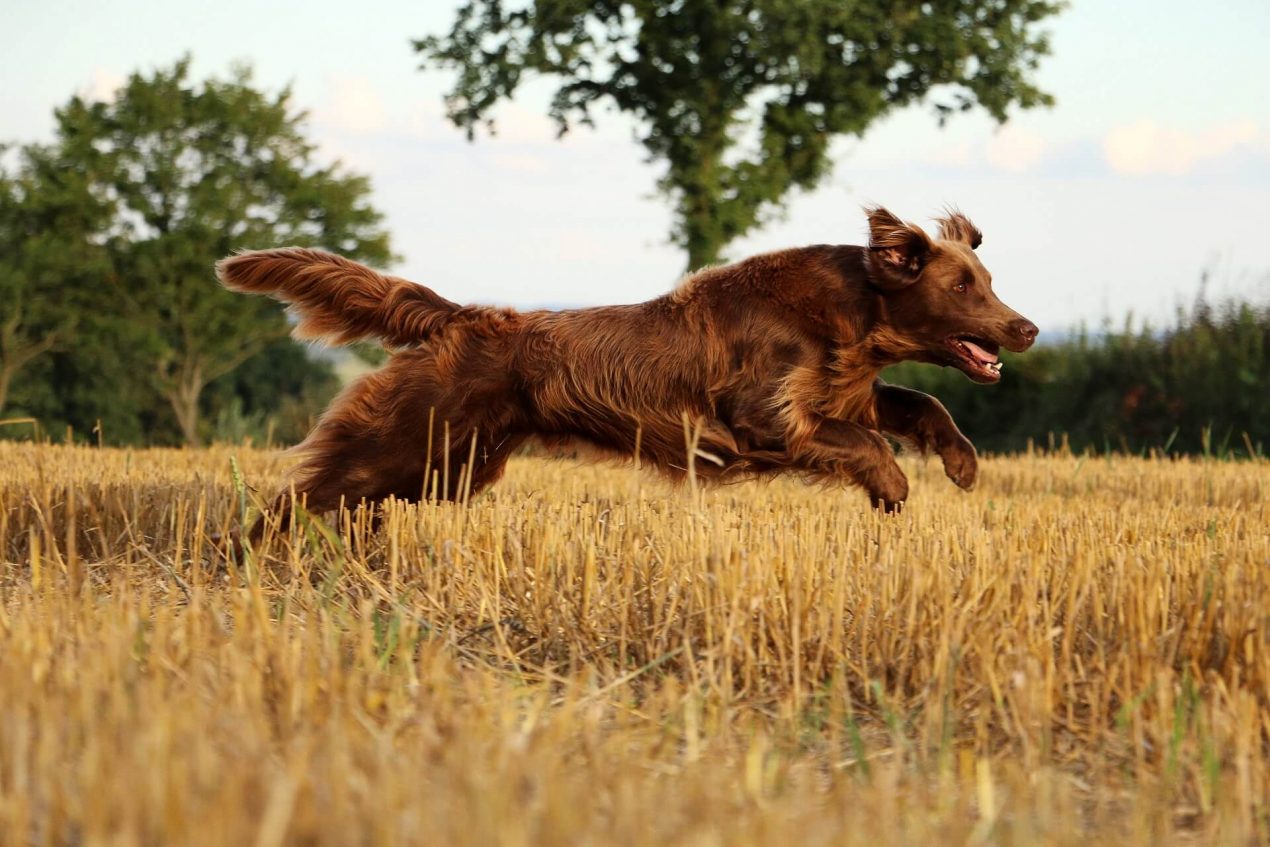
<box><xmin>249</xmin><ymin>391</ymin><xmax>526</xmax><ymax>546</ymax></box>
<box><xmin>244</xmin><ymin>330</ymin><xmax>530</xmax><ymax>547</ymax></box>
<box><xmin>245</xmin><ymin>441</ymin><xmax>420</xmax><ymax>547</ymax></box>
<box><xmin>243</xmin><ymin>358</ymin><xmax>436</xmax><ymax>546</ymax></box>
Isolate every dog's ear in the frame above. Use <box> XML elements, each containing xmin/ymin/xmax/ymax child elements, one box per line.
<box><xmin>865</xmin><ymin>206</ymin><xmax>933</xmax><ymax>289</ymax></box>
<box><xmin>936</xmin><ymin>208</ymin><xmax>983</xmax><ymax>250</ymax></box>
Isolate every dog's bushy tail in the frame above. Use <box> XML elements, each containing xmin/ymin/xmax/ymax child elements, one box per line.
<box><xmin>216</xmin><ymin>248</ymin><xmax>465</xmax><ymax>347</ymax></box>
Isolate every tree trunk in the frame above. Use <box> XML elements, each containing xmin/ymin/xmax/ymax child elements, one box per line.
<box><xmin>0</xmin><ymin>311</ymin><xmax>60</xmax><ymax>418</ymax></box>
<box><xmin>678</xmin><ymin>128</ymin><xmax>728</xmax><ymax>272</ymax></box>
<box><xmin>162</xmin><ymin>363</ymin><xmax>205</xmax><ymax>447</ymax></box>
<box><xmin>159</xmin><ymin>330</ymin><xmax>283</xmax><ymax>447</ymax></box>
<box><xmin>682</xmin><ymin>190</ymin><xmax>727</xmax><ymax>271</ymax></box>
<box><xmin>0</xmin><ymin>363</ymin><xmax>12</xmax><ymax>417</ymax></box>
<box><xmin>685</xmin><ymin>226</ymin><xmax>724</xmax><ymax>273</ymax></box>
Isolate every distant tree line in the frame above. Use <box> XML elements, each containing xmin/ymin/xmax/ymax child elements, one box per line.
<box><xmin>885</xmin><ymin>295</ymin><xmax>1270</xmax><ymax>458</ymax></box>
<box><xmin>0</xmin><ymin>58</ymin><xmax>392</xmax><ymax>446</ymax></box>
<box><xmin>3</xmin><ymin>54</ymin><xmax>1264</xmax><ymax>458</ymax></box>
<box><xmin>6</xmin><ymin>0</ymin><xmax>1069</xmax><ymax>445</ymax></box>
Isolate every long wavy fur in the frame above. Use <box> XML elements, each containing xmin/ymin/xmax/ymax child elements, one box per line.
<box><xmin>220</xmin><ymin>206</ymin><xmax>1037</xmax><ymax>543</ymax></box>
<box><xmin>216</xmin><ymin>247</ymin><xmax>475</xmax><ymax>348</ymax></box>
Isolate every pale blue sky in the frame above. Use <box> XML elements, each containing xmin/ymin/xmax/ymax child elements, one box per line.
<box><xmin>3</xmin><ymin>0</ymin><xmax>1268</xmax><ymax>329</ymax></box>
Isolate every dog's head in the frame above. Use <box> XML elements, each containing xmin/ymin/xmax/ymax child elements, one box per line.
<box><xmin>862</xmin><ymin>206</ymin><xmax>1038</xmax><ymax>383</ymax></box>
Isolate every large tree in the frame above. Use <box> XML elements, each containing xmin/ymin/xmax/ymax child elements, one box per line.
<box><xmin>417</xmin><ymin>0</ymin><xmax>1061</xmax><ymax>269</ymax></box>
<box><xmin>47</xmin><ymin>58</ymin><xmax>393</xmax><ymax>444</ymax></box>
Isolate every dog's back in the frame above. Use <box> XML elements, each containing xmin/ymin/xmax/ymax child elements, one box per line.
<box><xmin>503</xmin><ymin>246</ymin><xmax>872</xmax><ymax>475</ymax></box>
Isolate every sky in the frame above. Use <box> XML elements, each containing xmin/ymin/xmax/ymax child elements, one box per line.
<box><xmin>3</xmin><ymin>0</ymin><xmax>1268</xmax><ymax>331</ymax></box>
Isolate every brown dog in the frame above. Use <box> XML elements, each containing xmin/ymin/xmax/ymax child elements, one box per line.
<box><xmin>217</xmin><ymin>206</ymin><xmax>1036</xmax><ymax>536</ymax></box>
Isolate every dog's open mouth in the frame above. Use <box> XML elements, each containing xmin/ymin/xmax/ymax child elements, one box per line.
<box><xmin>946</xmin><ymin>336</ymin><xmax>1002</xmax><ymax>382</ymax></box>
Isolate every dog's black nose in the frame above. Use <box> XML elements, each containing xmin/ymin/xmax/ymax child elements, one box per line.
<box><xmin>1016</xmin><ymin>320</ymin><xmax>1039</xmax><ymax>342</ymax></box>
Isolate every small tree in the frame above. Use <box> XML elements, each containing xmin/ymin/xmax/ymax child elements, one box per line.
<box><xmin>0</xmin><ymin>145</ymin><xmax>109</xmax><ymax>417</ymax></box>
<box><xmin>418</xmin><ymin>0</ymin><xmax>1061</xmax><ymax>269</ymax></box>
<box><xmin>47</xmin><ymin>58</ymin><xmax>393</xmax><ymax>444</ymax></box>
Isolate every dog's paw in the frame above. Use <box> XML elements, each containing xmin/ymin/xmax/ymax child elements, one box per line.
<box><xmin>940</xmin><ymin>436</ymin><xmax>978</xmax><ymax>491</ymax></box>
<box><xmin>867</xmin><ymin>463</ymin><xmax>910</xmax><ymax>513</ymax></box>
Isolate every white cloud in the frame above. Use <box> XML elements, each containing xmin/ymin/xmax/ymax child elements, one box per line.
<box><xmin>81</xmin><ymin>68</ymin><xmax>124</xmax><ymax>103</ymax></box>
<box><xmin>312</xmin><ymin>134</ymin><xmax>373</xmax><ymax>173</ymax></box>
<box><xmin>314</xmin><ymin>77</ymin><xmax>599</xmax><ymax>150</ymax></box>
<box><xmin>489</xmin><ymin>152</ymin><xmax>552</xmax><ymax>175</ymax></box>
<box><xmin>316</xmin><ymin>76</ymin><xmax>388</xmax><ymax>135</ymax></box>
<box><xmin>407</xmin><ymin>105</ymin><xmax>449</xmax><ymax>141</ymax></box>
<box><xmin>846</xmin><ymin>115</ymin><xmax>1051</xmax><ymax>175</ymax></box>
<box><xmin>484</xmin><ymin>101</ymin><xmax>562</xmax><ymax>143</ymax></box>
<box><xmin>1103</xmin><ymin>119</ymin><xmax>1262</xmax><ymax>175</ymax></box>
<box><xmin>985</xmin><ymin>125</ymin><xmax>1047</xmax><ymax>173</ymax></box>
<box><xmin>925</xmin><ymin>139</ymin><xmax>975</xmax><ymax>169</ymax></box>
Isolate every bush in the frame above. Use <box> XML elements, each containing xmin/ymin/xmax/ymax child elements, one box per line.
<box><xmin>884</xmin><ymin>297</ymin><xmax>1269</xmax><ymax>457</ymax></box>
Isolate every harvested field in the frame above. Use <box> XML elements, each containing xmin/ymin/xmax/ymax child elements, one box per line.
<box><xmin>0</xmin><ymin>443</ymin><xmax>1266</xmax><ymax>845</ymax></box>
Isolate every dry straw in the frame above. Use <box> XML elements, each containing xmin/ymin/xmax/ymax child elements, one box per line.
<box><xmin>0</xmin><ymin>442</ymin><xmax>1266</xmax><ymax>845</ymax></box>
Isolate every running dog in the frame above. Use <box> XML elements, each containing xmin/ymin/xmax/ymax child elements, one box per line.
<box><xmin>217</xmin><ymin>206</ymin><xmax>1037</xmax><ymax>537</ymax></box>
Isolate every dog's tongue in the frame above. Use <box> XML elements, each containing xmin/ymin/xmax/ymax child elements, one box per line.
<box><xmin>962</xmin><ymin>340</ymin><xmax>999</xmax><ymax>364</ymax></box>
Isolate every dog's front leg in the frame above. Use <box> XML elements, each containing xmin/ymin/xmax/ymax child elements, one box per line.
<box><xmin>874</xmin><ymin>382</ymin><xmax>978</xmax><ymax>491</ymax></box>
<box><xmin>793</xmin><ymin>418</ymin><xmax>909</xmax><ymax>512</ymax></box>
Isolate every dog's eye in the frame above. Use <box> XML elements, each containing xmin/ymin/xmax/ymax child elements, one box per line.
<box><xmin>954</xmin><ymin>281</ymin><xmax>968</xmax><ymax>293</ymax></box>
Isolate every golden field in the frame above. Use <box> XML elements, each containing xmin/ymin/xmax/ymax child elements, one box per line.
<box><xmin>0</xmin><ymin>442</ymin><xmax>1266</xmax><ymax>846</ymax></box>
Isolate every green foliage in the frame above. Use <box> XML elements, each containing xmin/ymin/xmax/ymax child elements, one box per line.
<box><xmin>0</xmin><ymin>144</ymin><xmax>110</xmax><ymax>417</ymax></box>
<box><xmin>2</xmin><ymin>58</ymin><xmax>393</xmax><ymax>446</ymax></box>
<box><xmin>417</xmin><ymin>0</ymin><xmax>1062</xmax><ymax>268</ymax></box>
<box><xmin>205</xmin><ymin>339</ymin><xmax>341</xmax><ymax>446</ymax></box>
<box><xmin>884</xmin><ymin>297</ymin><xmax>1270</xmax><ymax>457</ymax></box>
